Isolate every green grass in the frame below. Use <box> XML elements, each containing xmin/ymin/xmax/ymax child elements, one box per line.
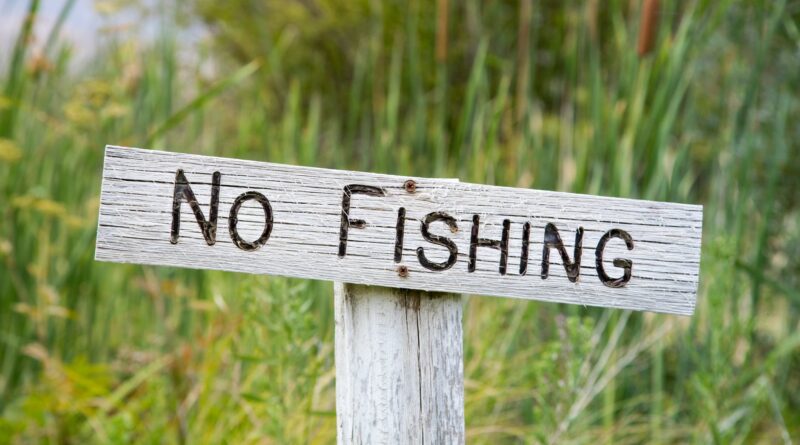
<box><xmin>1</xmin><ymin>0</ymin><xmax>799</xmax><ymax>443</ymax></box>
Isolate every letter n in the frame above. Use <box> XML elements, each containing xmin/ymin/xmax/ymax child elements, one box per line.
<box><xmin>541</xmin><ymin>223</ymin><xmax>584</xmax><ymax>283</ymax></box>
<box><xmin>170</xmin><ymin>169</ymin><xmax>221</xmax><ymax>245</ymax></box>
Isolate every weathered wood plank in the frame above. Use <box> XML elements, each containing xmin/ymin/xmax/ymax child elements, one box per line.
<box><xmin>95</xmin><ymin>145</ymin><xmax>703</xmax><ymax>315</ymax></box>
<box><xmin>334</xmin><ymin>283</ymin><xmax>464</xmax><ymax>444</ymax></box>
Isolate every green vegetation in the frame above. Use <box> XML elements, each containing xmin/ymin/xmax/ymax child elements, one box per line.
<box><xmin>1</xmin><ymin>0</ymin><xmax>799</xmax><ymax>443</ymax></box>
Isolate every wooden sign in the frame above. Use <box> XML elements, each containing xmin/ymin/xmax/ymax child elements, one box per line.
<box><xmin>96</xmin><ymin>146</ymin><xmax>702</xmax><ymax>315</ymax></box>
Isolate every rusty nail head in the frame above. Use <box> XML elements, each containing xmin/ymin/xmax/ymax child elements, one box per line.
<box><xmin>397</xmin><ymin>265</ymin><xmax>409</xmax><ymax>277</ymax></box>
<box><xmin>403</xmin><ymin>180</ymin><xmax>417</xmax><ymax>193</ymax></box>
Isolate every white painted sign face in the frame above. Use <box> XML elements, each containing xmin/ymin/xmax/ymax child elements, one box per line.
<box><xmin>95</xmin><ymin>146</ymin><xmax>703</xmax><ymax>315</ymax></box>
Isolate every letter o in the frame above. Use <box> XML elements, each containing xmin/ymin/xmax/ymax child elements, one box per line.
<box><xmin>228</xmin><ymin>191</ymin><xmax>273</xmax><ymax>251</ymax></box>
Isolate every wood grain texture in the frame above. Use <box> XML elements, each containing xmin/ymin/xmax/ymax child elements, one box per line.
<box><xmin>334</xmin><ymin>283</ymin><xmax>464</xmax><ymax>444</ymax></box>
<box><xmin>95</xmin><ymin>145</ymin><xmax>703</xmax><ymax>315</ymax></box>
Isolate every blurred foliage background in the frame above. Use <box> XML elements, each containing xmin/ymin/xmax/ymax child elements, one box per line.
<box><xmin>1</xmin><ymin>0</ymin><xmax>799</xmax><ymax>443</ymax></box>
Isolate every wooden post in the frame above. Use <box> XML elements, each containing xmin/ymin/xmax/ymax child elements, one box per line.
<box><xmin>334</xmin><ymin>283</ymin><xmax>464</xmax><ymax>444</ymax></box>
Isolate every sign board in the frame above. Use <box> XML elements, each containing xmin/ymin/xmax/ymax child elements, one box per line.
<box><xmin>95</xmin><ymin>146</ymin><xmax>702</xmax><ymax>315</ymax></box>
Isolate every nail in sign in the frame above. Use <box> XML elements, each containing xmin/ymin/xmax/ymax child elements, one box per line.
<box><xmin>96</xmin><ymin>146</ymin><xmax>702</xmax><ymax>315</ymax></box>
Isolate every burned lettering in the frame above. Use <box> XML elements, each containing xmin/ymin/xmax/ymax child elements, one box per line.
<box><xmin>338</xmin><ymin>184</ymin><xmax>386</xmax><ymax>258</ymax></box>
<box><xmin>595</xmin><ymin>229</ymin><xmax>634</xmax><ymax>288</ymax></box>
<box><xmin>541</xmin><ymin>223</ymin><xmax>584</xmax><ymax>283</ymax></box>
<box><xmin>416</xmin><ymin>212</ymin><xmax>459</xmax><ymax>271</ymax></box>
<box><xmin>228</xmin><ymin>191</ymin><xmax>273</xmax><ymax>251</ymax></box>
<box><xmin>170</xmin><ymin>169</ymin><xmax>221</xmax><ymax>246</ymax></box>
